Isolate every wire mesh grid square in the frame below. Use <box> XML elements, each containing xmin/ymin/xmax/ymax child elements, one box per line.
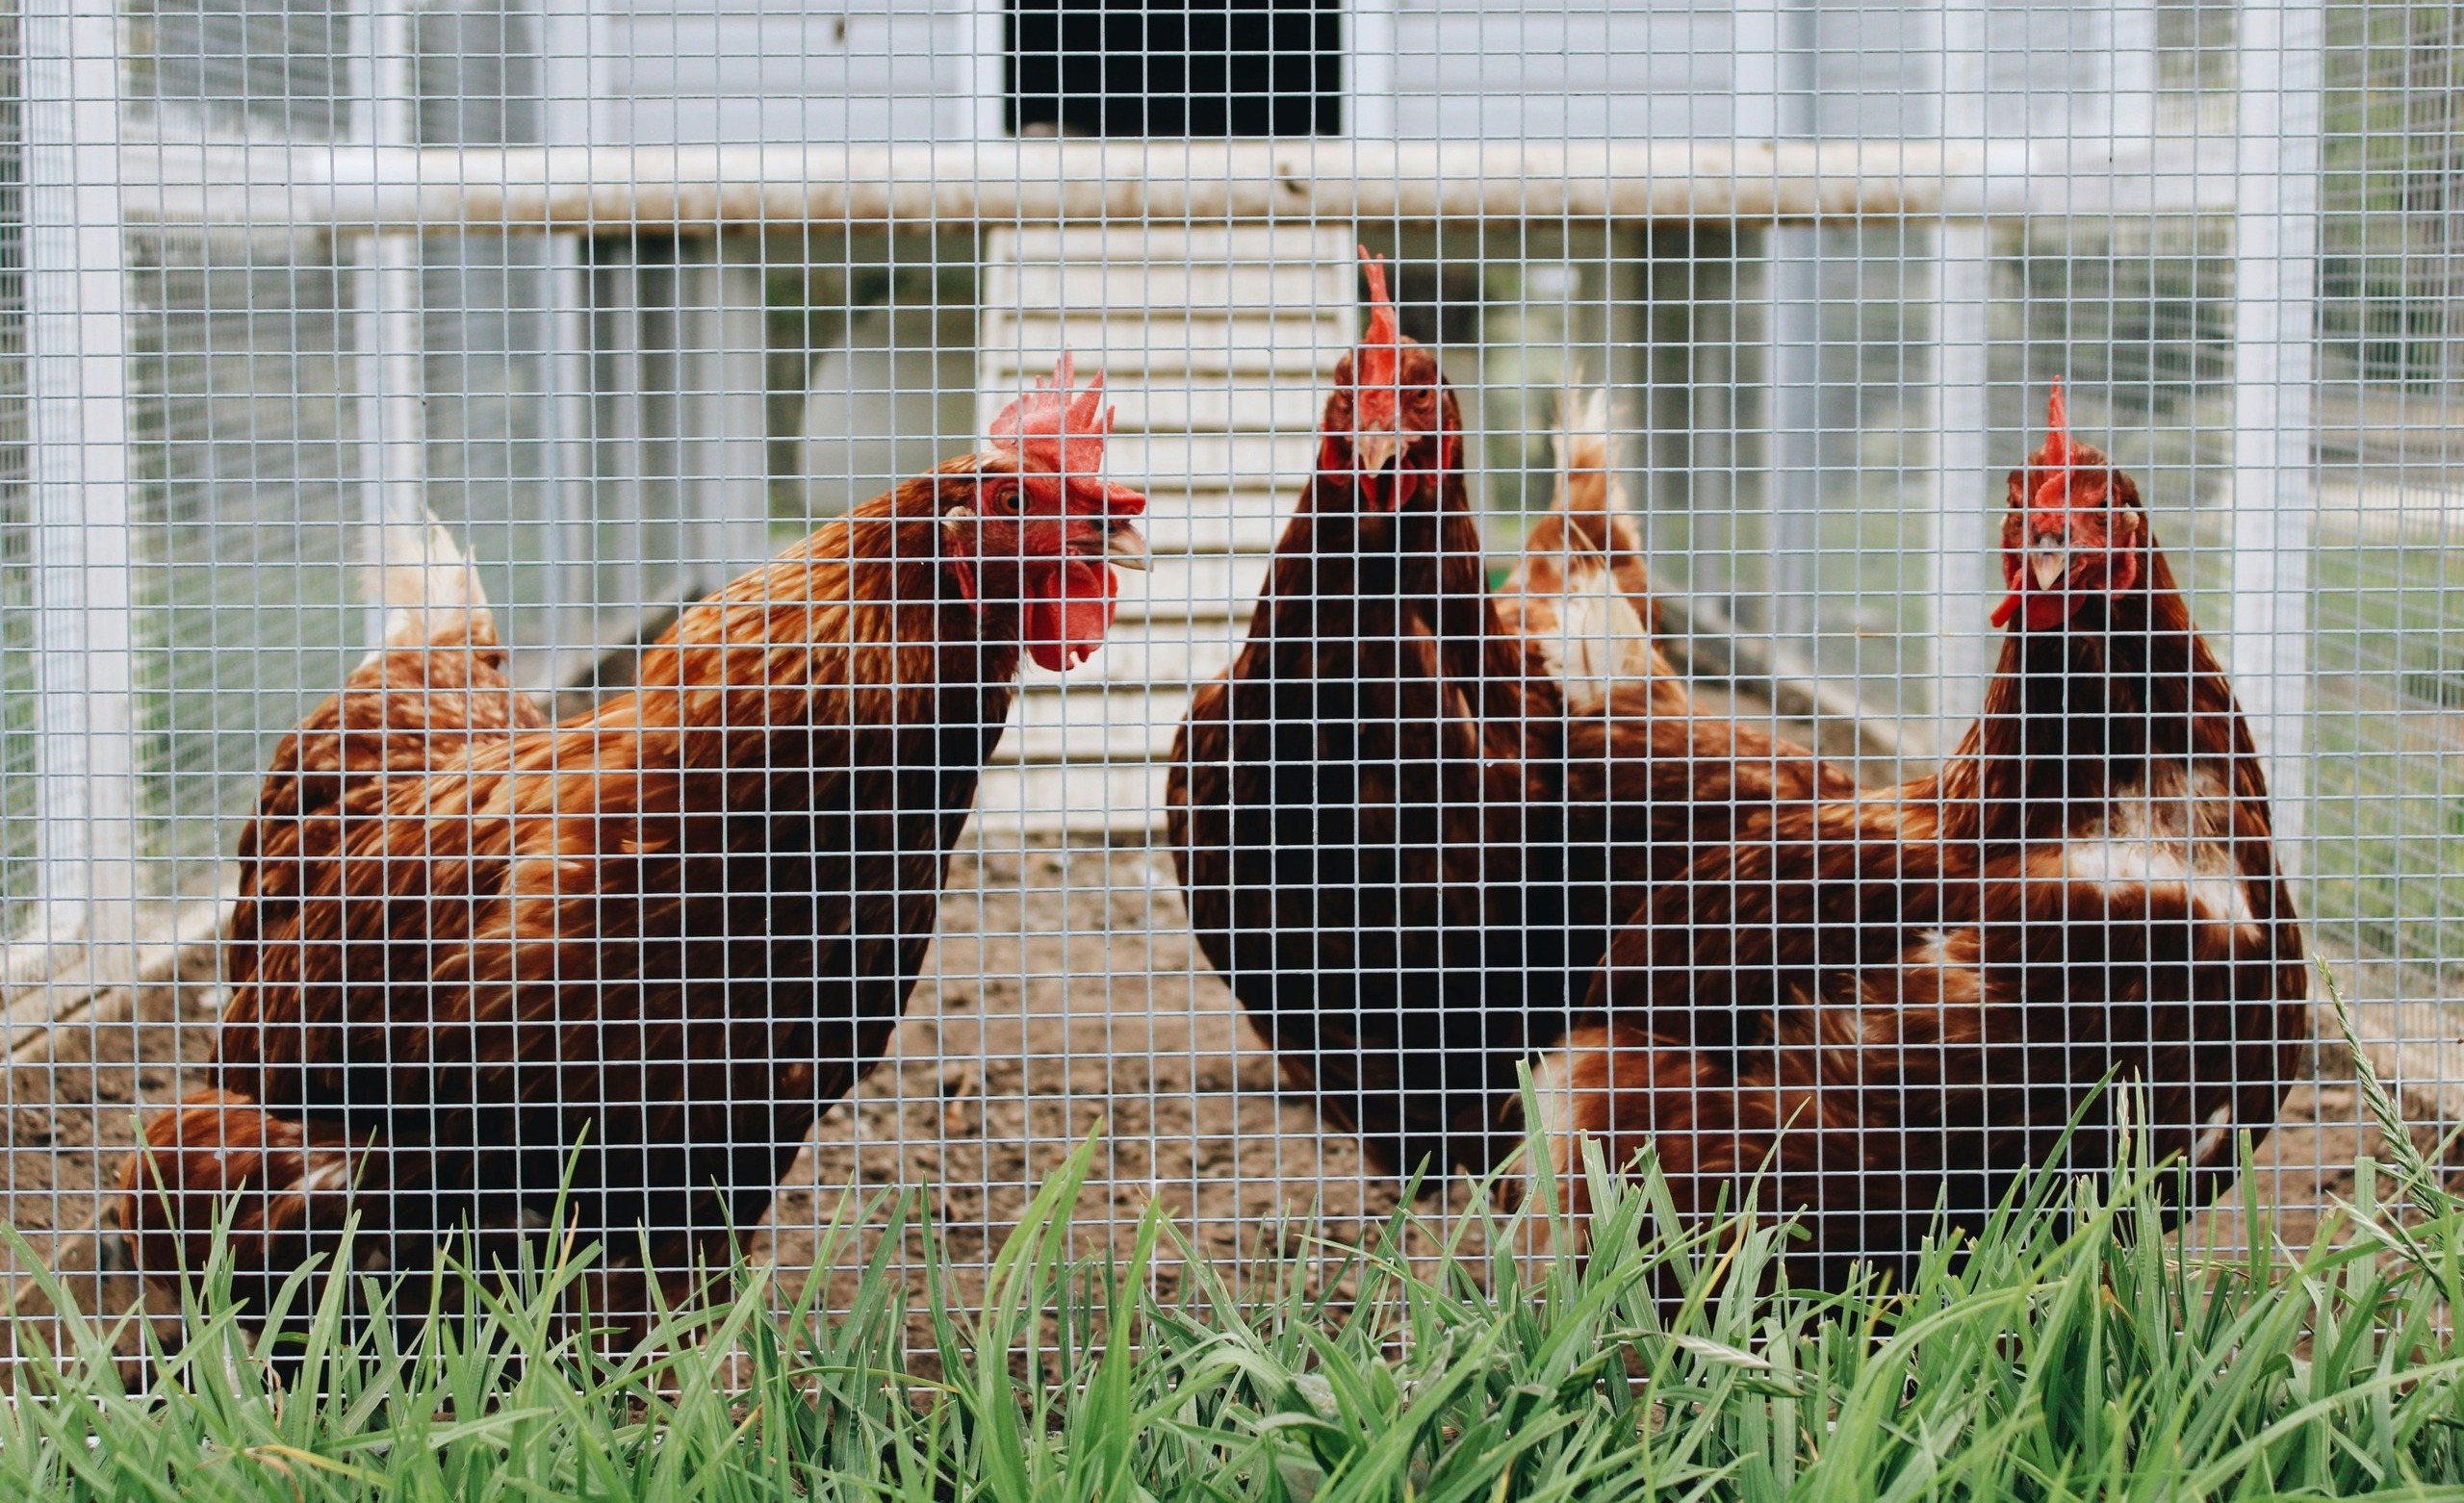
<box><xmin>0</xmin><ymin>0</ymin><xmax>2448</xmax><ymax>1362</ymax></box>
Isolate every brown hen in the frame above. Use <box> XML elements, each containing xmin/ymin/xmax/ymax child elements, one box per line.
<box><xmin>123</xmin><ymin>356</ymin><xmax>1149</xmax><ymax>1332</ymax></box>
<box><xmin>1168</xmin><ymin>254</ymin><xmax>1850</xmax><ymax>1181</ymax></box>
<box><xmin>1535</xmin><ymin>386</ymin><xmax>2311</xmax><ymax>1292</ymax></box>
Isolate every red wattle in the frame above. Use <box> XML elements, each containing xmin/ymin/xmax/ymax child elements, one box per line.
<box><xmin>1995</xmin><ymin>586</ymin><xmax>2081</xmax><ymax>632</ymax></box>
<box><xmin>1022</xmin><ymin>558</ymin><xmax>1119</xmax><ymax>672</ymax></box>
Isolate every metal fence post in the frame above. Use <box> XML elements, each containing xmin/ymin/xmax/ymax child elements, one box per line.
<box><xmin>2232</xmin><ymin>0</ymin><xmax>2324</xmax><ymax>855</ymax></box>
<box><xmin>25</xmin><ymin>0</ymin><xmax>139</xmax><ymax>956</ymax></box>
<box><xmin>353</xmin><ymin>0</ymin><xmax>428</xmax><ymax>650</ymax></box>
<box><xmin>1929</xmin><ymin>0</ymin><xmax>1993</xmax><ymax>737</ymax></box>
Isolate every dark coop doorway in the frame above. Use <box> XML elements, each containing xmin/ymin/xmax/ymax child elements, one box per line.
<box><xmin>1008</xmin><ymin>0</ymin><xmax>1343</xmax><ymax>138</ymax></box>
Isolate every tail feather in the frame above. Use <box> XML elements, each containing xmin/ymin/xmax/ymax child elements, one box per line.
<box><xmin>367</xmin><ymin>513</ymin><xmax>490</xmax><ymax>657</ymax></box>
<box><xmin>122</xmin><ymin>1096</ymin><xmax>638</xmax><ymax>1345</ymax></box>
<box><xmin>121</xmin><ymin>1091</ymin><xmax>399</xmax><ymax>1320</ymax></box>
<box><xmin>1506</xmin><ymin>386</ymin><xmax>1658</xmax><ymax>712</ymax></box>
<box><xmin>1549</xmin><ymin>386</ymin><xmax>1633</xmax><ymax>557</ymax></box>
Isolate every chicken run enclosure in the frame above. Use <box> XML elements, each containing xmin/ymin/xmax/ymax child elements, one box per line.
<box><xmin>0</xmin><ymin>0</ymin><xmax>2453</xmax><ymax>1347</ymax></box>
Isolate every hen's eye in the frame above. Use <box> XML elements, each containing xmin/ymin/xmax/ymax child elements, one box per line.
<box><xmin>987</xmin><ymin>484</ymin><xmax>1022</xmax><ymax>514</ymax></box>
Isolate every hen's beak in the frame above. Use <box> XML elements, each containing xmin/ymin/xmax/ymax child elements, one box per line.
<box><xmin>1356</xmin><ymin>425</ymin><xmax>1401</xmax><ymax>478</ymax></box>
<box><xmin>1103</xmin><ymin>520</ymin><xmax>1151</xmax><ymax>572</ymax></box>
<box><xmin>2028</xmin><ymin>540</ymin><xmax>2069</xmax><ymax>591</ymax></box>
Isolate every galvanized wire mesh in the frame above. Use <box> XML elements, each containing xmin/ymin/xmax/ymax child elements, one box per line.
<box><xmin>0</xmin><ymin>0</ymin><xmax>2450</xmax><ymax>1357</ymax></box>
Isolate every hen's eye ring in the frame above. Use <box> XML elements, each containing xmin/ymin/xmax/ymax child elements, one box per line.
<box><xmin>987</xmin><ymin>483</ymin><xmax>1022</xmax><ymax>514</ymax></box>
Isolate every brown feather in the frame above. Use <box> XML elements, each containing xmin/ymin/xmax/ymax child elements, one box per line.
<box><xmin>1536</xmin><ymin>432</ymin><xmax>2309</xmax><ymax>1293</ymax></box>
<box><xmin>127</xmin><ymin>462</ymin><xmax>1034</xmax><ymax>1332</ymax></box>
<box><xmin>1168</xmin><ymin>352</ymin><xmax>1851</xmax><ymax>1180</ymax></box>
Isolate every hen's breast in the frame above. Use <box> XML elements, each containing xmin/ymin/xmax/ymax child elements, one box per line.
<box><xmin>2051</xmin><ymin>759</ymin><xmax>2273</xmax><ymax>946</ymax></box>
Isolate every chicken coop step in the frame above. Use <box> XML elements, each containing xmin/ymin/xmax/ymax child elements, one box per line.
<box><xmin>967</xmin><ymin>762</ymin><xmax>1165</xmax><ymax>842</ymax></box>
<box><xmin>993</xmin><ymin>683</ymin><xmax>1198</xmax><ymax>766</ymax></box>
<box><xmin>984</xmin><ymin>231</ymin><xmax>1350</xmax><ymax>318</ymax></box>
<box><xmin>1091</xmin><ymin>430</ymin><xmax>1320</xmax><ymax>485</ymax></box>
<box><xmin>1106</xmin><ymin>552</ymin><xmax>1273</xmax><ymax>626</ymax></box>
<box><xmin>977</xmin><ymin>222</ymin><xmax>1354</xmax><ymax>837</ymax></box>
<box><xmin>1137</xmin><ymin>505</ymin><xmax>1287</xmax><ymax>559</ymax></box>
<box><xmin>1014</xmin><ymin>635</ymin><xmax>1238</xmax><ymax>692</ymax></box>
<box><xmin>986</xmin><ymin>315</ymin><xmax>1335</xmax><ymax>380</ymax></box>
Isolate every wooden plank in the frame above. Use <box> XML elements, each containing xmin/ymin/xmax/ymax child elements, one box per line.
<box><xmin>25</xmin><ymin>0</ymin><xmax>141</xmax><ymax>952</ymax></box>
<box><xmin>976</xmin><ymin>221</ymin><xmax>1349</xmax><ymax>834</ymax></box>
<box><xmin>1134</xmin><ymin>508</ymin><xmax>1288</xmax><ymax>559</ymax></box>
<box><xmin>988</xmin><ymin>258</ymin><xmax>1349</xmax><ymax>316</ymax></box>
<box><xmin>988</xmin><ymin>312</ymin><xmax>1345</xmax><ymax>373</ymax></box>
<box><xmin>1014</xmin><ymin>635</ymin><xmax>1238</xmax><ymax>693</ymax></box>
<box><xmin>1091</xmin><ymin>383</ymin><xmax>1330</xmax><ymax>439</ymax></box>
<box><xmin>993</xmin><ymin>684</ymin><xmax>1198</xmax><ymax>765</ymax></box>
<box><xmin>966</xmin><ymin>762</ymin><xmax>1167</xmax><ymax>839</ymax></box>
<box><xmin>978</xmin><ymin>355</ymin><xmax>1328</xmax><ymax>433</ymax></box>
<box><xmin>1107</xmin><ymin>552</ymin><xmax>1273</xmax><ymax>625</ymax></box>
<box><xmin>123</xmin><ymin>139</ymin><xmax>2235</xmax><ymax>232</ymax></box>
<box><xmin>1000</xmin><ymin>222</ymin><xmax>1374</xmax><ymax>266</ymax></box>
<box><xmin>1094</xmin><ymin>431</ymin><xmax>1320</xmax><ymax>486</ymax></box>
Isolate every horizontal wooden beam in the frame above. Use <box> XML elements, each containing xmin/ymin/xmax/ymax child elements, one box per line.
<box><xmin>118</xmin><ymin>138</ymin><xmax>2241</xmax><ymax>234</ymax></box>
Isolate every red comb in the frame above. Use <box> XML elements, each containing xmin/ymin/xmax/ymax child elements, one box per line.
<box><xmin>1357</xmin><ymin>246</ymin><xmax>1400</xmax><ymax>395</ymax></box>
<box><xmin>988</xmin><ymin>351</ymin><xmax>1112</xmax><ymax>479</ymax></box>
<box><xmin>987</xmin><ymin>352</ymin><xmax>1143</xmax><ymax>513</ymax></box>
<box><xmin>2031</xmin><ymin>380</ymin><xmax>2074</xmax><ymax>512</ymax></box>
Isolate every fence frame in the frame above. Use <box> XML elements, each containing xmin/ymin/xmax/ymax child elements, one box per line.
<box><xmin>8</xmin><ymin>6</ymin><xmax>2335</xmax><ymax>1089</ymax></box>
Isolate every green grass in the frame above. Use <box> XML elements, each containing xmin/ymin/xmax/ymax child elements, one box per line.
<box><xmin>9</xmin><ymin>1002</ymin><xmax>2464</xmax><ymax>1500</ymax></box>
<box><xmin>2308</xmin><ymin>514</ymin><xmax>2464</xmax><ymax>983</ymax></box>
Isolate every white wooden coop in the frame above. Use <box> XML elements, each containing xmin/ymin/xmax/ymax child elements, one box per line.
<box><xmin>28</xmin><ymin>0</ymin><xmax>2316</xmax><ymax>888</ymax></box>
<box><xmin>0</xmin><ymin>0</ymin><xmax>2364</xmax><ymax>957</ymax></box>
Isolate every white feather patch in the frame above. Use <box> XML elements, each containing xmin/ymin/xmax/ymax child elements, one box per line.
<box><xmin>2063</xmin><ymin>838</ymin><xmax>2258</xmax><ymax>928</ymax></box>
<box><xmin>365</xmin><ymin>514</ymin><xmax>488</xmax><ymax>661</ymax></box>
<box><xmin>1545</xmin><ymin>573</ymin><xmax>1657</xmax><ymax>716</ymax></box>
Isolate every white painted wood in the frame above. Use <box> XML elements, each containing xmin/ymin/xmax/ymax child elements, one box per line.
<box><xmin>581</xmin><ymin>238</ymin><xmax>778</xmax><ymax>624</ymax></box>
<box><xmin>1929</xmin><ymin>223</ymin><xmax>1996</xmax><ymax>737</ymax></box>
<box><xmin>1388</xmin><ymin>0</ymin><xmax>1736</xmax><ymax>139</ymax></box>
<box><xmin>681</xmin><ymin>237</ymin><xmax>778</xmax><ymax>594</ymax></box>
<box><xmin>963</xmin><ymin>0</ymin><xmax>1006</xmax><ymax>142</ymax></box>
<box><xmin>593</xmin><ymin>0</ymin><xmax>974</xmax><ymax>147</ymax></box>
<box><xmin>1763</xmin><ymin>237</ymin><xmax>1822</xmax><ymax>654</ymax></box>
<box><xmin>539</xmin><ymin>0</ymin><xmax>604</xmax><ymax>684</ymax></box>
<box><xmin>352</xmin><ymin>0</ymin><xmax>428</xmax><ymax>654</ymax></box>
<box><xmin>533</xmin><ymin>234</ymin><xmax>604</xmax><ymax>688</ymax></box>
<box><xmin>590</xmin><ymin>254</ymin><xmax>663</xmax><ymax>632</ymax></box>
<box><xmin>1928</xmin><ymin>0</ymin><xmax>1995</xmax><ymax>736</ymax></box>
<box><xmin>2230</xmin><ymin>0</ymin><xmax>2325</xmax><ymax>853</ymax></box>
<box><xmin>968</xmin><ymin>763</ymin><xmax>1165</xmax><ymax>841</ymax></box>
<box><xmin>1348</xmin><ymin>0</ymin><xmax>1399</xmax><ymax>139</ymax></box>
<box><xmin>23</xmin><ymin>0</ymin><xmax>139</xmax><ymax>950</ymax></box>
<box><xmin>974</xmin><ymin>223</ymin><xmax>1353</xmax><ymax>836</ymax></box>
<box><xmin>1741</xmin><ymin>0</ymin><xmax>1822</xmax><ymax>662</ymax></box>
<box><xmin>119</xmin><ymin>139</ymin><xmax>2247</xmax><ymax>234</ymax></box>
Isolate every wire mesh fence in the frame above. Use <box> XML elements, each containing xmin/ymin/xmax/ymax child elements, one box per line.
<box><xmin>0</xmin><ymin>0</ymin><xmax>2452</xmax><ymax>1359</ymax></box>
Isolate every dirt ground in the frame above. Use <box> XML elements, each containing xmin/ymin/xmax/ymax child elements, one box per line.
<box><xmin>0</xmin><ymin>695</ymin><xmax>2441</xmax><ymax>1353</ymax></box>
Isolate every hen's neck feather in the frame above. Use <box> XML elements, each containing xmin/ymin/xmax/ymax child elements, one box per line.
<box><xmin>537</xmin><ymin>472</ymin><xmax>1014</xmax><ymax>773</ymax></box>
<box><xmin>1246</xmin><ymin>434</ymin><xmax>1559</xmax><ymax>751</ymax></box>
<box><xmin>1930</xmin><ymin>548</ymin><xmax>2263</xmax><ymax>846</ymax></box>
